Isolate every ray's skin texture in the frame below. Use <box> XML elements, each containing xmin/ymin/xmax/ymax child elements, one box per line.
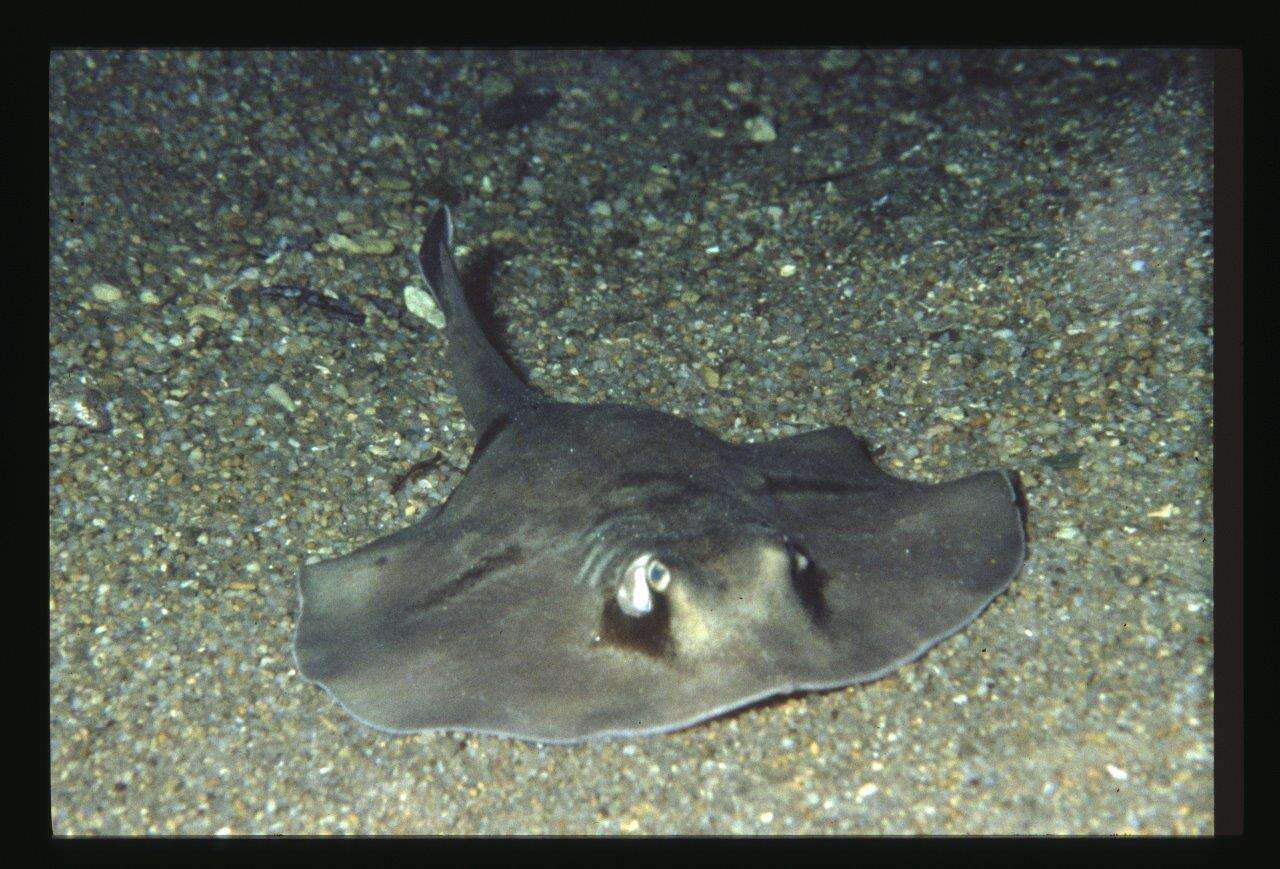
<box><xmin>294</xmin><ymin>207</ymin><xmax>1027</xmax><ymax>744</ymax></box>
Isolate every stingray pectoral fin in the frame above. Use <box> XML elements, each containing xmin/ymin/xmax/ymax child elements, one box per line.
<box><xmin>294</xmin><ymin>518</ymin><xmax>440</xmax><ymax>687</ymax></box>
<box><xmin>740</xmin><ymin>425</ymin><xmax>893</xmax><ymax>485</ymax></box>
<box><xmin>294</xmin><ymin>514</ymin><xmax>609</xmax><ymax>737</ymax></box>
<box><xmin>291</xmin><ymin>507</ymin><xmax>519</xmax><ymax>734</ymax></box>
<box><xmin>772</xmin><ymin>468</ymin><xmax>1026</xmax><ymax>683</ymax></box>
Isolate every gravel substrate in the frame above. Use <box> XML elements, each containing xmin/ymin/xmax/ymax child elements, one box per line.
<box><xmin>49</xmin><ymin>48</ymin><xmax>1214</xmax><ymax>835</ymax></box>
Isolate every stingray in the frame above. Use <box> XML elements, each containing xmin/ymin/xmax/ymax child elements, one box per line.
<box><xmin>293</xmin><ymin>206</ymin><xmax>1027</xmax><ymax>744</ymax></box>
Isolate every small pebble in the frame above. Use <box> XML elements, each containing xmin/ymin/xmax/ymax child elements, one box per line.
<box><xmin>744</xmin><ymin>116</ymin><xmax>777</xmax><ymax>143</ymax></box>
<box><xmin>265</xmin><ymin>383</ymin><xmax>296</xmax><ymax>414</ymax></box>
<box><xmin>327</xmin><ymin>232</ymin><xmax>395</xmax><ymax>256</ymax></box>
<box><xmin>404</xmin><ymin>285</ymin><xmax>447</xmax><ymax>329</ymax></box>
<box><xmin>91</xmin><ymin>282</ymin><xmax>123</xmax><ymax>303</ymax></box>
<box><xmin>186</xmin><ymin>304</ymin><xmax>227</xmax><ymax>325</ymax></box>
<box><xmin>327</xmin><ymin>232</ymin><xmax>360</xmax><ymax>253</ymax></box>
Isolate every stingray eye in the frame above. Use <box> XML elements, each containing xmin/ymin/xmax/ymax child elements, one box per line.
<box><xmin>616</xmin><ymin>557</ymin><xmax>654</xmax><ymax>617</ymax></box>
<box><xmin>646</xmin><ymin>559</ymin><xmax>671</xmax><ymax>592</ymax></box>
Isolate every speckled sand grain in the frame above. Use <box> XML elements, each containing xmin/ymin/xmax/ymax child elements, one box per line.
<box><xmin>50</xmin><ymin>49</ymin><xmax>1213</xmax><ymax>834</ymax></box>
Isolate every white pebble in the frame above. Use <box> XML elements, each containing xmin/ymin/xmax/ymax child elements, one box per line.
<box><xmin>265</xmin><ymin>383</ymin><xmax>296</xmax><ymax>414</ymax></box>
<box><xmin>326</xmin><ymin>232</ymin><xmax>359</xmax><ymax>253</ymax></box>
<box><xmin>404</xmin><ymin>285</ymin><xmax>446</xmax><ymax>329</ymax></box>
<box><xmin>778</xmin><ymin>263</ymin><xmax>797</xmax><ymax>277</ymax></box>
<box><xmin>91</xmin><ymin>282</ymin><xmax>123</xmax><ymax>303</ymax></box>
<box><xmin>744</xmin><ymin>116</ymin><xmax>777</xmax><ymax>143</ymax></box>
<box><xmin>1105</xmin><ymin>764</ymin><xmax>1129</xmax><ymax>781</ymax></box>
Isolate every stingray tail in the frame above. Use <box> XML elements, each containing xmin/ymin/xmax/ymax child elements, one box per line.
<box><xmin>417</xmin><ymin>206</ymin><xmax>537</xmax><ymax>434</ymax></box>
<box><xmin>417</xmin><ymin>207</ymin><xmax>462</xmax><ymax>319</ymax></box>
